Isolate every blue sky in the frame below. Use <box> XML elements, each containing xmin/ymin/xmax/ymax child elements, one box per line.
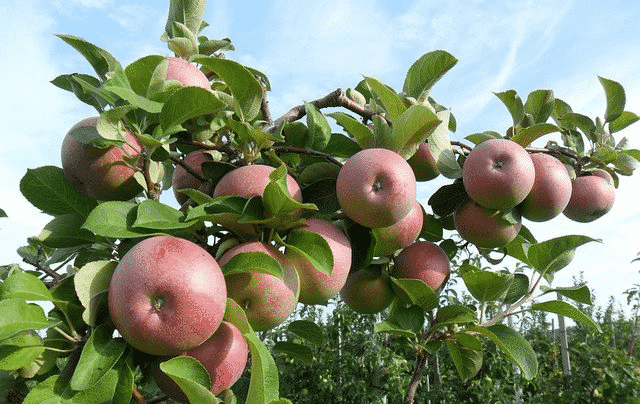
<box><xmin>1</xmin><ymin>0</ymin><xmax>639</xmax><ymax>312</ymax></box>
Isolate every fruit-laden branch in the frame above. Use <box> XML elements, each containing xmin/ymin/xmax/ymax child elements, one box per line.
<box><xmin>264</xmin><ymin>88</ymin><xmax>388</xmax><ymax>133</ymax></box>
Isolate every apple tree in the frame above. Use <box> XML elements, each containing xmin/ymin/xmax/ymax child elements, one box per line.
<box><xmin>2</xmin><ymin>0</ymin><xmax>640</xmax><ymax>403</ymax></box>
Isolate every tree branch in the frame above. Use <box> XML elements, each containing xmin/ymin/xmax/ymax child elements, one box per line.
<box><xmin>170</xmin><ymin>155</ymin><xmax>207</xmax><ymax>183</ymax></box>
<box><xmin>403</xmin><ymin>348</ymin><xmax>428</xmax><ymax>404</ymax></box>
<box><xmin>271</xmin><ymin>145</ymin><xmax>343</xmax><ymax>166</ymax></box>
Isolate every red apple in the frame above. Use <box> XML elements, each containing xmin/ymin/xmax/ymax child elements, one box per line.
<box><xmin>520</xmin><ymin>153</ymin><xmax>573</xmax><ymax>222</ymax></box>
<box><xmin>462</xmin><ymin>138</ymin><xmax>535</xmax><ymax>210</ymax></box>
<box><xmin>61</xmin><ymin>117</ymin><xmax>143</xmax><ymax>201</ymax></box>
<box><xmin>108</xmin><ymin>235</ymin><xmax>227</xmax><ymax>356</ymax></box>
<box><xmin>219</xmin><ymin>242</ymin><xmax>300</xmax><ymax>331</ymax></box>
<box><xmin>373</xmin><ymin>200</ymin><xmax>424</xmax><ymax>257</ymax></box>
<box><xmin>563</xmin><ymin>169</ymin><xmax>616</xmax><ymax>223</ymax></box>
<box><xmin>165</xmin><ymin>56</ymin><xmax>211</xmax><ymax>90</ymax></box>
<box><xmin>172</xmin><ymin>150</ymin><xmax>214</xmax><ymax>205</ymax></box>
<box><xmin>154</xmin><ymin>321</ymin><xmax>248</xmax><ymax>401</ymax></box>
<box><xmin>213</xmin><ymin>164</ymin><xmax>303</xmax><ymax>202</ymax></box>
<box><xmin>339</xmin><ymin>267</ymin><xmax>395</xmax><ymax>314</ymax></box>
<box><xmin>285</xmin><ymin>218</ymin><xmax>352</xmax><ymax>305</ymax></box>
<box><xmin>453</xmin><ymin>199</ymin><xmax>522</xmax><ymax>249</ymax></box>
<box><xmin>391</xmin><ymin>241</ymin><xmax>450</xmax><ymax>302</ymax></box>
<box><xmin>336</xmin><ymin>148</ymin><xmax>417</xmax><ymax>228</ymax></box>
<box><xmin>407</xmin><ymin>142</ymin><xmax>440</xmax><ymax>181</ymax></box>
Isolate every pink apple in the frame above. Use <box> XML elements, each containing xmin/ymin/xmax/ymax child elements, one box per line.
<box><xmin>339</xmin><ymin>268</ymin><xmax>395</xmax><ymax>314</ymax></box>
<box><xmin>520</xmin><ymin>153</ymin><xmax>573</xmax><ymax>222</ymax></box>
<box><xmin>373</xmin><ymin>200</ymin><xmax>424</xmax><ymax>257</ymax></box>
<box><xmin>154</xmin><ymin>321</ymin><xmax>249</xmax><ymax>401</ymax></box>
<box><xmin>563</xmin><ymin>169</ymin><xmax>616</xmax><ymax>223</ymax></box>
<box><xmin>462</xmin><ymin>138</ymin><xmax>535</xmax><ymax>210</ymax></box>
<box><xmin>172</xmin><ymin>150</ymin><xmax>214</xmax><ymax>205</ymax></box>
<box><xmin>108</xmin><ymin>235</ymin><xmax>227</xmax><ymax>356</ymax></box>
<box><xmin>391</xmin><ymin>241</ymin><xmax>450</xmax><ymax>302</ymax></box>
<box><xmin>61</xmin><ymin>117</ymin><xmax>143</xmax><ymax>201</ymax></box>
<box><xmin>407</xmin><ymin>142</ymin><xmax>440</xmax><ymax>181</ymax></box>
<box><xmin>165</xmin><ymin>57</ymin><xmax>211</xmax><ymax>90</ymax></box>
<box><xmin>213</xmin><ymin>164</ymin><xmax>303</xmax><ymax>202</ymax></box>
<box><xmin>336</xmin><ymin>148</ymin><xmax>417</xmax><ymax>228</ymax></box>
<box><xmin>219</xmin><ymin>242</ymin><xmax>300</xmax><ymax>331</ymax></box>
<box><xmin>453</xmin><ymin>199</ymin><xmax>522</xmax><ymax>249</ymax></box>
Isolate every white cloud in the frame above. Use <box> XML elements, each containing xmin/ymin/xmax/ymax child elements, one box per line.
<box><xmin>108</xmin><ymin>4</ymin><xmax>162</xmax><ymax>32</ymax></box>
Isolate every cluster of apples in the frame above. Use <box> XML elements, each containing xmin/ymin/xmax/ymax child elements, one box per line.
<box><xmin>454</xmin><ymin>138</ymin><xmax>616</xmax><ymax>249</ymax></box>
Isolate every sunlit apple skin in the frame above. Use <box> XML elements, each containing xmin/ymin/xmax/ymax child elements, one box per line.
<box><xmin>336</xmin><ymin>148</ymin><xmax>417</xmax><ymax>228</ymax></box>
<box><xmin>462</xmin><ymin>138</ymin><xmax>535</xmax><ymax>210</ymax></box>
<box><xmin>520</xmin><ymin>153</ymin><xmax>573</xmax><ymax>222</ymax></box>
<box><xmin>407</xmin><ymin>142</ymin><xmax>440</xmax><ymax>181</ymax></box>
<box><xmin>166</xmin><ymin>56</ymin><xmax>211</xmax><ymax>89</ymax></box>
<box><xmin>373</xmin><ymin>200</ymin><xmax>424</xmax><ymax>257</ymax></box>
<box><xmin>154</xmin><ymin>321</ymin><xmax>249</xmax><ymax>401</ymax></box>
<box><xmin>213</xmin><ymin>164</ymin><xmax>303</xmax><ymax>202</ymax></box>
<box><xmin>61</xmin><ymin>117</ymin><xmax>143</xmax><ymax>201</ymax></box>
<box><xmin>453</xmin><ymin>199</ymin><xmax>522</xmax><ymax>249</ymax></box>
<box><xmin>563</xmin><ymin>169</ymin><xmax>616</xmax><ymax>223</ymax></box>
<box><xmin>285</xmin><ymin>218</ymin><xmax>352</xmax><ymax>305</ymax></box>
<box><xmin>172</xmin><ymin>150</ymin><xmax>214</xmax><ymax>205</ymax></box>
<box><xmin>108</xmin><ymin>236</ymin><xmax>227</xmax><ymax>356</ymax></box>
<box><xmin>391</xmin><ymin>241</ymin><xmax>450</xmax><ymax>302</ymax></box>
<box><xmin>219</xmin><ymin>242</ymin><xmax>300</xmax><ymax>332</ymax></box>
<box><xmin>339</xmin><ymin>268</ymin><xmax>395</xmax><ymax>314</ymax></box>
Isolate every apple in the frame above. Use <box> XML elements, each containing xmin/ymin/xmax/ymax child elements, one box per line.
<box><xmin>336</xmin><ymin>148</ymin><xmax>417</xmax><ymax>228</ymax></box>
<box><xmin>563</xmin><ymin>169</ymin><xmax>616</xmax><ymax>222</ymax></box>
<box><xmin>462</xmin><ymin>138</ymin><xmax>535</xmax><ymax>210</ymax></box>
<box><xmin>108</xmin><ymin>235</ymin><xmax>227</xmax><ymax>356</ymax></box>
<box><xmin>391</xmin><ymin>241</ymin><xmax>450</xmax><ymax>302</ymax></box>
<box><xmin>213</xmin><ymin>164</ymin><xmax>303</xmax><ymax>202</ymax></box>
<box><xmin>520</xmin><ymin>153</ymin><xmax>573</xmax><ymax>222</ymax></box>
<box><xmin>165</xmin><ymin>56</ymin><xmax>211</xmax><ymax>90</ymax></box>
<box><xmin>285</xmin><ymin>218</ymin><xmax>352</xmax><ymax>305</ymax></box>
<box><xmin>407</xmin><ymin>142</ymin><xmax>440</xmax><ymax>181</ymax></box>
<box><xmin>453</xmin><ymin>199</ymin><xmax>522</xmax><ymax>249</ymax></box>
<box><xmin>172</xmin><ymin>150</ymin><xmax>214</xmax><ymax>205</ymax></box>
<box><xmin>339</xmin><ymin>267</ymin><xmax>395</xmax><ymax>314</ymax></box>
<box><xmin>61</xmin><ymin>117</ymin><xmax>143</xmax><ymax>201</ymax></box>
<box><xmin>373</xmin><ymin>200</ymin><xmax>424</xmax><ymax>257</ymax></box>
<box><xmin>154</xmin><ymin>321</ymin><xmax>248</xmax><ymax>401</ymax></box>
<box><xmin>219</xmin><ymin>241</ymin><xmax>300</xmax><ymax>331</ymax></box>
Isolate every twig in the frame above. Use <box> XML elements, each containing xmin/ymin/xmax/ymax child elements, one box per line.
<box><xmin>23</xmin><ymin>258</ymin><xmax>63</xmax><ymax>282</ymax></box>
<box><xmin>271</xmin><ymin>145</ymin><xmax>343</xmax><ymax>166</ymax></box>
<box><xmin>258</xmin><ymin>76</ymin><xmax>274</xmax><ymax>127</ymax></box>
<box><xmin>170</xmin><ymin>155</ymin><xmax>207</xmax><ymax>183</ymax></box>
<box><xmin>132</xmin><ymin>387</ymin><xmax>146</xmax><ymax>404</ymax></box>
<box><xmin>141</xmin><ymin>153</ymin><xmax>160</xmax><ymax>201</ymax></box>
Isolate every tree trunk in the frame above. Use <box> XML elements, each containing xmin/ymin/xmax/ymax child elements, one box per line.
<box><xmin>403</xmin><ymin>349</ymin><xmax>428</xmax><ymax>404</ymax></box>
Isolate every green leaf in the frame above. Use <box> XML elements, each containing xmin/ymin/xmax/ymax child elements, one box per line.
<box><xmin>560</xmin><ymin>112</ymin><xmax>596</xmax><ymax>140</ymax></box>
<box><xmin>272</xmin><ymin>341</ymin><xmax>313</xmax><ymax>363</ymax></box>
<box><xmin>103</xmin><ymin>85</ymin><xmax>163</xmax><ymax>114</ymax></box>
<box><xmin>388</xmin><ymin>303</ymin><xmax>425</xmax><ymax>334</ymax></box>
<box><xmin>1</xmin><ymin>272</ymin><xmax>54</xmax><ymax>301</ymax></box>
<box><xmin>283</xmin><ymin>229</ymin><xmax>333</xmax><ymax>276</ymax></box>
<box><xmin>323</xmin><ymin>132</ymin><xmax>361</xmax><ymax>159</ymax></box>
<box><xmin>51</xmin><ymin>73</ymin><xmax>110</xmax><ymax>112</ymax></box>
<box><xmin>287</xmin><ymin>320</ymin><xmax>324</xmax><ymax>345</ymax></box>
<box><xmin>37</xmin><ymin>214</ymin><xmax>97</xmax><ymax>248</ymax></box>
<box><xmin>503</xmin><ymin>273</ymin><xmax>530</xmax><ymax>305</ymax></box>
<box><xmin>0</xmin><ymin>299</ymin><xmax>52</xmax><ymax>341</ymax></box>
<box><xmin>124</xmin><ymin>55</ymin><xmax>165</xmax><ymax>96</ymax></box>
<box><xmin>402</xmin><ymin>50</ymin><xmax>458</xmax><ymax>100</ymax></box>
<box><xmin>436</xmin><ymin>305</ymin><xmax>478</xmax><ymax>326</ymax></box>
<box><xmin>160</xmin><ymin>86</ymin><xmax>226</xmax><ymax>129</ymax></box>
<box><xmin>610</xmin><ymin>111</ymin><xmax>640</xmax><ymax>133</ymax></box>
<box><xmin>165</xmin><ymin>0</ymin><xmax>206</xmax><ymax>38</ymax></box>
<box><xmin>364</xmin><ymin>76</ymin><xmax>406</xmax><ymax>122</ymax></box>
<box><xmin>70</xmin><ymin>324</ymin><xmax>126</xmax><ymax>390</ymax></box>
<box><xmin>527</xmin><ymin>235</ymin><xmax>598</xmax><ymax>277</ymax></box>
<box><xmin>132</xmin><ymin>199</ymin><xmax>196</xmax><ymax>230</ymax></box>
<box><xmin>0</xmin><ymin>333</ymin><xmax>45</xmax><ymax>371</ymax></box>
<box><xmin>23</xmin><ymin>371</ymin><xmax>122</xmax><ymax>404</ymax></box>
<box><xmin>599</xmin><ymin>76</ymin><xmax>626</xmax><ymax>123</ymax></box>
<box><xmin>460</xmin><ymin>265</ymin><xmax>514</xmax><ymax>303</ymax></box>
<box><xmin>374</xmin><ymin>320</ymin><xmax>417</xmax><ymax>339</ymax></box>
<box><xmin>159</xmin><ymin>356</ymin><xmax>219</xmax><ymax>404</ymax></box>
<box><xmin>530</xmin><ymin>300</ymin><xmax>601</xmax><ymax>332</ymax></box>
<box><xmin>469</xmin><ymin>323</ymin><xmax>538</xmax><ymax>380</ymax></box>
<box><xmin>446</xmin><ymin>333</ymin><xmax>483</xmax><ymax>381</ymax></box>
<box><xmin>391</xmin><ymin>105</ymin><xmax>441</xmax><ymax>159</ymax></box>
<box><xmin>428</xmin><ymin>109</ymin><xmax>461</xmax><ymax>178</ymax></box>
<box><xmin>390</xmin><ymin>277</ymin><xmax>438</xmax><ymax>311</ymax></box>
<box><xmin>224</xmin><ymin>298</ymin><xmax>253</xmax><ymax>334</ymax></box>
<box><xmin>427</xmin><ymin>181</ymin><xmax>468</xmax><ymax>217</ymax></box>
<box><xmin>74</xmin><ymin>261</ymin><xmax>117</xmax><ymax>327</ymax></box>
<box><xmin>510</xmin><ymin>123</ymin><xmax>560</xmax><ymax>147</ymax></box>
<box><xmin>192</xmin><ymin>55</ymin><xmax>263</xmax><ymax>121</ymax></box>
<box><xmin>244</xmin><ymin>332</ymin><xmax>280</xmax><ymax>404</ymax></box>
<box><xmin>56</xmin><ymin>34</ymin><xmax>122</xmax><ymax>82</ymax></box>
<box><xmin>524</xmin><ymin>89</ymin><xmax>555</xmax><ymax>124</ymax></box>
<box><xmin>20</xmin><ymin>166</ymin><xmax>98</xmax><ymax>217</ymax></box>
<box><xmin>221</xmin><ymin>251</ymin><xmax>283</xmax><ymax>278</ymax></box>
<box><xmin>494</xmin><ymin>90</ymin><xmax>524</xmax><ymax>126</ymax></box>
<box><xmin>328</xmin><ymin>111</ymin><xmax>375</xmax><ymax>148</ymax></box>
<box><xmin>82</xmin><ymin>201</ymin><xmax>161</xmax><ymax>239</ymax></box>
<box><xmin>305</xmin><ymin>103</ymin><xmax>332</xmax><ymax>151</ymax></box>
<box><xmin>540</xmin><ymin>284</ymin><xmax>593</xmax><ymax>305</ymax></box>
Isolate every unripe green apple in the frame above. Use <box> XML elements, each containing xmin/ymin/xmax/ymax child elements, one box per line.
<box><xmin>285</xmin><ymin>218</ymin><xmax>352</xmax><ymax>305</ymax></box>
<box><xmin>339</xmin><ymin>267</ymin><xmax>394</xmax><ymax>314</ymax></box>
<box><xmin>336</xmin><ymin>148</ymin><xmax>416</xmax><ymax>228</ymax></box>
<box><xmin>462</xmin><ymin>138</ymin><xmax>535</xmax><ymax>210</ymax></box>
<box><xmin>61</xmin><ymin>117</ymin><xmax>143</xmax><ymax>201</ymax></box>
<box><xmin>453</xmin><ymin>199</ymin><xmax>522</xmax><ymax>248</ymax></box>
<box><xmin>391</xmin><ymin>241</ymin><xmax>450</xmax><ymax>302</ymax></box>
<box><xmin>563</xmin><ymin>169</ymin><xmax>615</xmax><ymax>223</ymax></box>
<box><xmin>520</xmin><ymin>153</ymin><xmax>573</xmax><ymax>222</ymax></box>
<box><xmin>108</xmin><ymin>235</ymin><xmax>227</xmax><ymax>356</ymax></box>
<box><xmin>219</xmin><ymin>242</ymin><xmax>300</xmax><ymax>331</ymax></box>
<box><xmin>373</xmin><ymin>200</ymin><xmax>424</xmax><ymax>257</ymax></box>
